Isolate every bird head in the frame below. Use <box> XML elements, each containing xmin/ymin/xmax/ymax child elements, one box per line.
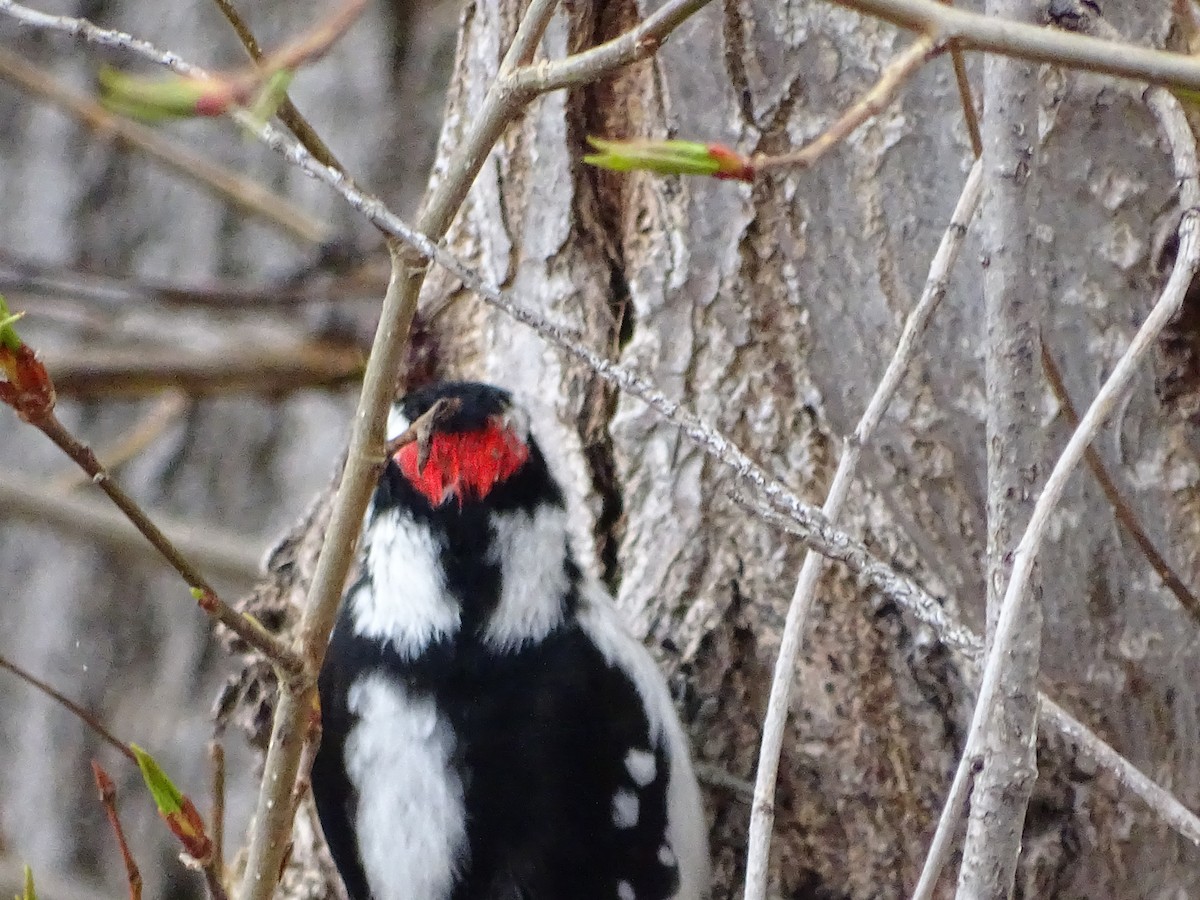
<box><xmin>386</xmin><ymin>382</ymin><xmax>535</xmax><ymax>509</ymax></box>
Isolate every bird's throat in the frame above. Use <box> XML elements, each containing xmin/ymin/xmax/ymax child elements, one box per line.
<box><xmin>394</xmin><ymin>423</ymin><xmax>529</xmax><ymax>507</ymax></box>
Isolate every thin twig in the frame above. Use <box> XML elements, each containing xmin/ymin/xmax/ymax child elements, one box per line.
<box><xmin>914</xmin><ymin>200</ymin><xmax>1200</xmax><ymax>900</ymax></box>
<box><xmin>0</xmin><ymin>653</ymin><xmax>136</xmax><ymax>762</ymax></box>
<box><xmin>383</xmin><ymin>397</ymin><xmax>462</xmax><ymax>458</ymax></box>
<box><xmin>0</xmin><ymin>47</ymin><xmax>325</xmax><ymax>245</ymax></box>
<box><xmin>741</xmin><ymin>158</ymin><xmax>983</xmax><ymax>900</ymax></box>
<box><xmin>1041</xmin><ymin>343</ymin><xmax>1200</xmax><ymax>624</ymax></box>
<box><xmin>45</xmin><ymin>341</ymin><xmax>362</xmax><ymax>399</ymax></box>
<box><xmin>203</xmin><ymin>867</ymin><xmax>229</xmax><ymax>900</ymax></box>
<box><xmin>509</xmin><ymin>0</ymin><xmax>716</xmax><ymax>93</ymax></box>
<box><xmin>92</xmin><ymin>762</ymin><xmax>143</xmax><ymax>900</ymax></box>
<box><xmin>50</xmin><ymin>392</ymin><xmax>186</xmax><ymax>492</ymax></box>
<box><xmin>0</xmin><ymin>248</ymin><xmax>378</xmax><ymax>308</ymax></box>
<box><xmin>210</xmin><ymin>0</ymin><xmax>344</xmax><ymax>171</ymax></box>
<box><xmin>754</xmin><ymin>35</ymin><xmax>941</xmax><ymax>171</ymax></box>
<box><xmin>31</xmin><ymin>413</ymin><xmax>301</xmax><ymax>675</ymax></box>
<box><xmin>208</xmin><ymin>740</ymin><xmax>226</xmax><ymax>885</ymax></box>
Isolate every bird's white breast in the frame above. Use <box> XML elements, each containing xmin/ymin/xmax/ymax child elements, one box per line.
<box><xmin>344</xmin><ymin>674</ymin><xmax>468</xmax><ymax>900</ymax></box>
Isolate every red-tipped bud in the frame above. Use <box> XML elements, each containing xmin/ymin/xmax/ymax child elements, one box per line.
<box><xmin>583</xmin><ymin>137</ymin><xmax>754</xmax><ymax>182</ymax></box>
<box><xmin>99</xmin><ymin>67</ymin><xmax>241</xmax><ymax>121</ymax></box>
<box><xmin>132</xmin><ymin>745</ymin><xmax>214</xmax><ymax>864</ymax></box>
<box><xmin>0</xmin><ymin>296</ymin><xmax>55</xmax><ymax>423</ymax></box>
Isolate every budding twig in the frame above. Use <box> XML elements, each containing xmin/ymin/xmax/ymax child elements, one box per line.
<box><xmin>0</xmin><ymin>652</ymin><xmax>135</xmax><ymax>762</ymax></box>
<box><xmin>92</xmin><ymin>762</ymin><xmax>143</xmax><ymax>900</ymax></box>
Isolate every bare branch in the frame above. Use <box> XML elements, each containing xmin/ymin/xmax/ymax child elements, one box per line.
<box><xmin>953</xmin><ymin>1</ymin><xmax>1045</xmax><ymax>889</ymax></box>
<box><xmin>49</xmin><ymin>392</ymin><xmax>186</xmax><ymax>491</ymax></box>
<box><xmin>209</xmin><ymin>740</ymin><xmax>227</xmax><ymax>886</ymax></box>
<box><xmin>92</xmin><ymin>762</ymin><xmax>143</xmax><ymax>900</ymax></box>
<box><xmin>828</xmin><ymin>0</ymin><xmax>1200</xmax><ymax>91</ymax></box>
<box><xmin>742</xmin><ymin>158</ymin><xmax>983</xmax><ymax>900</ymax></box>
<box><xmin>0</xmin><ymin>652</ymin><xmax>136</xmax><ymax>762</ymax></box>
<box><xmin>509</xmin><ymin>0</ymin><xmax>715</xmax><ymax>93</ymax></box>
<box><xmin>755</xmin><ymin>36</ymin><xmax>941</xmax><ymax>171</ymax></box>
<box><xmin>1041</xmin><ymin>344</ymin><xmax>1200</xmax><ymax>624</ymax></box>
<box><xmin>237</xmin><ymin>242</ymin><xmax>421</xmax><ymax>900</ymax></box>
<box><xmin>30</xmin><ymin>413</ymin><xmax>301</xmax><ymax>674</ymax></box>
<box><xmin>45</xmin><ymin>341</ymin><xmax>362</xmax><ymax>399</ymax></box>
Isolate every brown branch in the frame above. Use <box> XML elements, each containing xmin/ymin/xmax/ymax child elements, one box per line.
<box><xmin>45</xmin><ymin>342</ymin><xmax>362</xmax><ymax>399</ymax></box>
<box><xmin>210</xmin><ymin>0</ymin><xmax>344</xmax><ymax>172</ymax></box>
<box><xmin>0</xmin><ymin>247</ymin><xmax>382</xmax><ymax>309</ymax></box>
<box><xmin>30</xmin><ymin>413</ymin><xmax>302</xmax><ymax>675</ymax></box>
<box><xmin>0</xmin><ymin>48</ymin><xmax>325</xmax><ymax>245</ymax></box>
<box><xmin>940</xmin><ymin>1</ymin><xmax>982</xmax><ymax>156</ymax></box>
<box><xmin>208</xmin><ymin>740</ymin><xmax>226</xmax><ymax>884</ymax></box>
<box><xmin>754</xmin><ymin>35</ymin><xmax>942</xmax><ymax>171</ymax></box>
<box><xmin>383</xmin><ymin>396</ymin><xmax>462</xmax><ymax>460</ymax></box>
<box><xmin>1041</xmin><ymin>342</ymin><xmax>1200</xmax><ymax>623</ymax></box>
<box><xmin>92</xmin><ymin>762</ymin><xmax>143</xmax><ymax>900</ymax></box>
<box><xmin>50</xmin><ymin>393</ymin><xmax>186</xmax><ymax>491</ymax></box>
<box><xmin>0</xmin><ymin>653</ymin><xmax>136</xmax><ymax>762</ymax></box>
<box><xmin>203</xmin><ymin>867</ymin><xmax>230</xmax><ymax>900</ymax></box>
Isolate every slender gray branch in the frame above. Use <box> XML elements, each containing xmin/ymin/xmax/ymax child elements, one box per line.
<box><xmin>830</xmin><ymin>0</ymin><xmax>1200</xmax><ymax>91</ymax></box>
<box><xmin>741</xmin><ymin>159</ymin><xmax>983</xmax><ymax>900</ymax></box>
<box><xmin>915</xmin><ymin>148</ymin><xmax>1200</xmax><ymax>900</ymax></box>
<box><xmin>510</xmin><ymin>0</ymin><xmax>714</xmax><ymax>92</ymax></box>
<box><xmin>956</xmin><ymin>3</ymin><xmax>1044</xmax><ymax>894</ymax></box>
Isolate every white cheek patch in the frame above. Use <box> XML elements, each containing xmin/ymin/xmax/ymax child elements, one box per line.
<box><xmin>345</xmin><ymin>676</ymin><xmax>467</xmax><ymax>900</ymax></box>
<box><xmin>387</xmin><ymin>405</ymin><xmax>412</xmax><ymax>441</ymax></box>
<box><xmin>483</xmin><ymin>505</ymin><xmax>570</xmax><ymax>651</ymax></box>
<box><xmin>353</xmin><ymin>509</ymin><xmax>459</xmax><ymax>657</ymax></box>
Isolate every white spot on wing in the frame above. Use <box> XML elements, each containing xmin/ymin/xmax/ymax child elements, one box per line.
<box><xmin>578</xmin><ymin>583</ymin><xmax>711</xmax><ymax>900</ymax></box>
<box><xmin>344</xmin><ymin>675</ymin><xmax>467</xmax><ymax>900</ymax></box>
<box><xmin>625</xmin><ymin>748</ymin><xmax>657</xmax><ymax>786</ymax></box>
<box><xmin>618</xmin><ymin>880</ymin><xmax>636</xmax><ymax>900</ymax></box>
<box><xmin>658</xmin><ymin>843</ymin><xmax>676</xmax><ymax>867</ymax></box>
<box><xmin>353</xmin><ymin>509</ymin><xmax>459</xmax><ymax>658</ymax></box>
<box><xmin>612</xmin><ymin>788</ymin><xmax>639</xmax><ymax>828</ymax></box>
<box><xmin>484</xmin><ymin>505</ymin><xmax>569</xmax><ymax>651</ymax></box>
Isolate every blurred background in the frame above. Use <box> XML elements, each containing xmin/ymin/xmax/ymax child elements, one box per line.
<box><xmin>0</xmin><ymin>0</ymin><xmax>457</xmax><ymax>894</ymax></box>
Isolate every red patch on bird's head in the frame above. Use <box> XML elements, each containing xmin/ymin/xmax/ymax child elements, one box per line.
<box><xmin>394</xmin><ymin>417</ymin><xmax>530</xmax><ymax>507</ymax></box>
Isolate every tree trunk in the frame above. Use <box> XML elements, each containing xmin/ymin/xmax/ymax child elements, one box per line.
<box><xmin>421</xmin><ymin>1</ymin><xmax>1200</xmax><ymax>898</ymax></box>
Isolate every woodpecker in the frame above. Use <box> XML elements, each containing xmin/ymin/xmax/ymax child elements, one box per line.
<box><xmin>312</xmin><ymin>381</ymin><xmax>710</xmax><ymax>900</ymax></box>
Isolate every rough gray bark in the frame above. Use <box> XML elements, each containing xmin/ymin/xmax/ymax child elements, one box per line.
<box><xmin>957</xmin><ymin>0</ymin><xmax>1044</xmax><ymax>895</ymax></box>
<box><xmin>4</xmin><ymin>1</ymin><xmax>1200</xmax><ymax>899</ymax></box>
<box><xmin>427</xmin><ymin>1</ymin><xmax>1200</xmax><ymax>897</ymax></box>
